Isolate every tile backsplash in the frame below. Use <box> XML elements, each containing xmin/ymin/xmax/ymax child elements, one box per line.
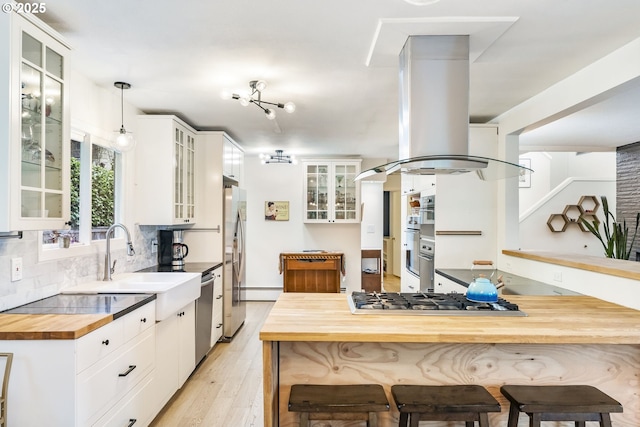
<box><xmin>0</xmin><ymin>225</ymin><xmax>158</xmax><ymax>311</ymax></box>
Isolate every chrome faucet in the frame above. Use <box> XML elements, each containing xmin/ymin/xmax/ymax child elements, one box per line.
<box><xmin>103</xmin><ymin>223</ymin><xmax>135</xmax><ymax>281</ymax></box>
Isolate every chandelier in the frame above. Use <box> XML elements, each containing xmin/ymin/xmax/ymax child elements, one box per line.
<box><xmin>260</xmin><ymin>150</ymin><xmax>297</xmax><ymax>164</ymax></box>
<box><xmin>225</xmin><ymin>80</ymin><xmax>295</xmax><ymax>120</ymax></box>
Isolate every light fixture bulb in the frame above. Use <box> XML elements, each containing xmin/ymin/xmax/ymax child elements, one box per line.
<box><xmin>284</xmin><ymin>102</ymin><xmax>296</xmax><ymax>113</ymax></box>
<box><xmin>220</xmin><ymin>89</ymin><xmax>233</xmax><ymax>100</ymax></box>
<box><xmin>114</xmin><ymin>127</ymin><xmax>136</xmax><ymax>152</ymax></box>
<box><xmin>255</xmin><ymin>80</ymin><xmax>267</xmax><ymax>92</ymax></box>
<box><xmin>239</xmin><ymin>96</ymin><xmax>250</xmax><ymax>107</ymax></box>
<box><xmin>265</xmin><ymin>109</ymin><xmax>276</xmax><ymax>120</ymax></box>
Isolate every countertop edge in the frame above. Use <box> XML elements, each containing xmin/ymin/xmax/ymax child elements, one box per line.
<box><xmin>502</xmin><ymin>249</ymin><xmax>640</xmax><ymax>280</ymax></box>
<box><xmin>0</xmin><ymin>294</ymin><xmax>156</xmax><ymax>340</ymax></box>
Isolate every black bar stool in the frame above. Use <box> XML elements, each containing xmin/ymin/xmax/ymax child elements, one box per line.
<box><xmin>500</xmin><ymin>384</ymin><xmax>623</xmax><ymax>427</ymax></box>
<box><xmin>288</xmin><ymin>384</ymin><xmax>390</xmax><ymax>427</ymax></box>
<box><xmin>391</xmin><ymin>384</ymin><xmax>501</xmax><ymax>427</ymax></box>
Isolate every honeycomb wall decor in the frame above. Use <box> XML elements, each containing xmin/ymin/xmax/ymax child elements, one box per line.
<box><xmin>547</xmin><ymin>195</ymin><xmax>601</xmax><ymax>232</ymax></box>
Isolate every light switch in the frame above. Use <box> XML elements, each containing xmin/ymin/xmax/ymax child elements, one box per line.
<box><xmin>367</xmin><ymin>224</ymin><xmax>375</xmax><ymax>234</ymax></box>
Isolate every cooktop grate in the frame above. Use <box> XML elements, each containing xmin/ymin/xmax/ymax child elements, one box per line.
<box><xmin>348</xmin><ymin>292</ymin><xmax>526</xmax><ymax>316</ymax></box>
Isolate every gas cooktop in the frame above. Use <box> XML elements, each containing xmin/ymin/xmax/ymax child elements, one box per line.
<box><xmin>348</xmin><ymin>292</ymin><xmax>526</xmax><ymax>316</ymax></box>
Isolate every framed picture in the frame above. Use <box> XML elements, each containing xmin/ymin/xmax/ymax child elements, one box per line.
<box><xmin>265</xmin><ymin>201</ymin><xmax>289</xmax><ymax>221</ymax></box>
<box><xmin>519</xmin><ymin>158</ymin><xmax>531</xmax><ymax>188</ymax></box>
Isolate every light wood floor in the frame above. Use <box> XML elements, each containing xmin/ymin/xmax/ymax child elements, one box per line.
<box><xmin>150</xmin><ymin>301</ymin><xmax>274</xmax><ymax>427</ymax></box>
<box><xmin>382</xmin><ymin>273</ymin><xmax>400</xmax><ymax>292</ymax></box>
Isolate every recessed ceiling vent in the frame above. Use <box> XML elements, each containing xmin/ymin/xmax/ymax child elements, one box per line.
<box><xmin>357</xmin><ymin>35</ymin><xmax>531</xmax><ymax>181</ymax></box>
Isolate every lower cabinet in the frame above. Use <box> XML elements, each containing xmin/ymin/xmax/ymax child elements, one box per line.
<box><xmin>434</xmin><ymin>273</ymin><xmax>468</xmax><ymax>294</ymax></box>
<box><xmin>153</xmin><ymin>301</ymin><xmax>196</xmax><ymax>413</ymax></box>
<box><xmin>0</xmin><ymin>300</ymin><xmax>157</xmax><ymax>426</ymax></box>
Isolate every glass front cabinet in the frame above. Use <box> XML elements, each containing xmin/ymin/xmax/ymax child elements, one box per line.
<box><xmin>1</xmin><ymin>12</ymin><xmax>70</xmax><ymax>232</ymax></box>
<box><xmin>303</xmin><ymin>160</ymin><xmax>361</xmax><ymax>223</ymax></box>
<box><xmin>135</xmin><ymin>115</ymin><xmax>197</xmax><ymax>225</ymax></box>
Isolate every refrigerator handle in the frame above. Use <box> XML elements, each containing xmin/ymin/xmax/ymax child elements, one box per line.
<box><xmin>233</xmin><ymin>210</ymin><xmax>245</xmax><ymax>283</ymax></box>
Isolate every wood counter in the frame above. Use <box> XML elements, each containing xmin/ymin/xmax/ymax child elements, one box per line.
<box><xmin>260</xmin><ymin>293</ymin><xmax>640</xmax><ymax>427</ymax></box>
<box><xmin>502</xmin><ymin>249</ymin><xmax>640</xmax><ymax>280</ymax></box>
<box><xmin>0</xmin><ymin>314</ymin><xmax>112</xmax><ymax>340</ymax></box>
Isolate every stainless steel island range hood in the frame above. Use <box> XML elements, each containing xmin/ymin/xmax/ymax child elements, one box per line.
<box><xmin>357</xmin><ymin>35</ymin><xmax>531</xmax><ymax>181</ymax></box>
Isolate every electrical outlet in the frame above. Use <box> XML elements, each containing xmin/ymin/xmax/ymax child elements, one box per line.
<box><xmin>553</xmin><ymin>271</ymin><xmax>562</xmax><ymax>282</ymax></box>
<box><xmin>11</xmin><ymin>257</ymin><xmax>23</xmax><ymax>282</ymax></box>
<box><xmin>151</xmin><ymin>239</ymin><xmax>158</xmax><ymax>254</ymax></box>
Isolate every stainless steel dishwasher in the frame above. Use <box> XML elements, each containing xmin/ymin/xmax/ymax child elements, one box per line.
<box><xmin>195</xmin><ymin>269</ymin><xmax>215</xmax><ymax>365</ymax></box>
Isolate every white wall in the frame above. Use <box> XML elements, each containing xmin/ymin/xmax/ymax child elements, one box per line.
<box><xmin>242</xmin><ymin>156</ymin><xmax>362</xmax><ymax>300</ymax></box>
<box><xmin>518</xmin><ymin>151</ymin><xmax>616</xmax><ymax>257</ymax></box>
<box><xmin>519</xmin><ymin>151</ymin><xmax>616</xmax><ymax>213</ymax></box>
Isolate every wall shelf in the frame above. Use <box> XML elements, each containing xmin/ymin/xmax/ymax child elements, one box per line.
<box><xmin>547</xmin><ymin>195</ymin><xmax>601</xmax><ymax>233</ymax></box>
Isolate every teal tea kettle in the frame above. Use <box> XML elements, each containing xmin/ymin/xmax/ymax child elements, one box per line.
<box><xmin>466</xmin><ymin>276</ymin><xmax>498</xmax><ymax>303</ymax></box>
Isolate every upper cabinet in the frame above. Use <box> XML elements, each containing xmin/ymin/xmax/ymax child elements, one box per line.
<box><xmin>222</xmin><ymin>136</ymin><xmax>244</xmax><ymax>183</ymax></box>
<box><xmin>135</xmin><ymin>115</ymin><xmax>197</xmax><ymax>226</ymax></box>
<box><xmin>0</xmin><ymin>12</ymin><xmax>70</xmax><ymax>232</ymax></box>
<box><xmin>303</xmin><ymin>160</ymin><xmax>361</xmax><ymax>223</ymax></box>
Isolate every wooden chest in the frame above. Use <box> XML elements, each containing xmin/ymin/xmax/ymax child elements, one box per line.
<box><xmin>279</xmin><ymin>252</ymin><xmax>344</xmax><ymax>293</ymax></box>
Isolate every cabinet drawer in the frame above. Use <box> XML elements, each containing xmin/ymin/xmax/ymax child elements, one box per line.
<box><xmin>77</xmin><ymin>328</ymin><xmax>155</xmax><ymax>424</ymax></box>
<box><xmin>123</xmin><ymin>301</ymin><xmax>156</xmax><ymax>342</ymax></box>
<box><xmin>286</xmin><ymin>259</ymin><xmax>339</xmax><ymax>270</ymax></box>
<box><xmin>93</xmin><ymin>373</ymin><xmax>155</xmax><ymax>427</ymax></box>
<box><xmin>77</xmin><ymin>317</ymin><xmax>125</xmax><ymax>372</ymax></box>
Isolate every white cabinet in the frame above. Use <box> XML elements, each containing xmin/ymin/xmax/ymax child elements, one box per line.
<box><xmin>223</xmin><ymin>136</ymin><xmax>244</xmax><ymax>182</ymax></box>
<box><xmin>434</xmin><ymin>125</ymin><xmax>499</xmax><ymax>268</ymax></box>
<box><xmin>0</xmin><ymin>300</ymin><xmax>156</xmax><ymax>426</ymax></box>
<box><xmin>135</xmin><ymin>115</ymin><xmax>197</xmax><ymax>225</ymax></box>
<box><xmin>434</xmin><ymin>272</ymin><xmax>467</xmax><ymax>294</ymax></box>
<box><xmin>211</xmin><ymin>266</ymin><xmax>224</xmax><ymax>346</ymax></box>
<box><xmin>303</xmin><ymin>160</ymin><xmax>361</xmax><ymax>223</ymax></box>
<box><xmin>153</xmin><ymin>301</ymin><xmax>196</xmax><ymax>413</ymax></box>
<box><xmin>0</xmin><ymin>11</ymin><xmax>70</xmax><ymax>232</ymax></box>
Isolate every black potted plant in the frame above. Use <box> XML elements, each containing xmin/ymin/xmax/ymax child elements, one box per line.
<box><xmin>580</xmin><ymin>195</ymin><xmax>640</xmax><ymax>260</ymax></box>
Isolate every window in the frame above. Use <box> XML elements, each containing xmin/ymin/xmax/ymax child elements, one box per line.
<box><xmin>42</xmin><ymin>136</ymin><xmax>120</xmax><ymax>248</ymax></box>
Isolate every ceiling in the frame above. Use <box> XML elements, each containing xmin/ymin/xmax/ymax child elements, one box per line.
<box><xmin>35</xmin><ymin>0</ymin><xmax>640</xmax><ymax>160</ymax></box>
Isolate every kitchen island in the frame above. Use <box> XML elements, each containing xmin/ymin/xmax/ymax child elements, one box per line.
<box><xmin>259</xmin><ymin>293</ymin><xmax>640</xmax><ymax>427</ymax></box>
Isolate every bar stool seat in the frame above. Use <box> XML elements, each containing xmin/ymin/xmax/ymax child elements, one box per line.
<box><xmin>288</xmin><ymin>384</ymin><xmax>390</xmax><ymax>427</ymax></box>
<box><xmin>391</xmin><ymin>385</ymin><xmax>501</xmax><ymax>427</ymax></box>
<box><xmin>500</xmin><ymin>385</ymin><xmax>623</xmax><ymax>427</ymax></box>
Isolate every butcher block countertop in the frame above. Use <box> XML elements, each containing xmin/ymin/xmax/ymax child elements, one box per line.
<box><xmin>259</xmin><ymin>293</ymin><xmax>640</xmax><ymax>344</ymax></box>
<box><xmin>0</xmin><ymin>293</ymin><xmax>156</xmax><ymax>340</ymax></box>
<box><xmin>503</xmin><ymin>249</ymin><xmax>640</xmax><ymax>280</ymax></box>
<box><xmin>0</xmin><ymin>314</ymin><xmax>113</xmax><ymax>340</ymax></box>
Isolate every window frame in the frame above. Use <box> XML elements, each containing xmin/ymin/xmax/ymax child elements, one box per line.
<box><xmin>38</xmin><ymin>128</ymin><xmax>127</xmax><ymax>262</ymax></box>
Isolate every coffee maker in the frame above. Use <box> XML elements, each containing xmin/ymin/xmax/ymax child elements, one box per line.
<box><xmin>158</xmin><ymin>230</ymin><xmax>189</xmax><ymax>269</ymax></box>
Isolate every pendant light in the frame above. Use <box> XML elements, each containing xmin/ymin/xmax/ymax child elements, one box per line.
<box><xmin>113</xmin><ymin>81</ymin><xmax>136</xmax><ymax>152</ymax></box>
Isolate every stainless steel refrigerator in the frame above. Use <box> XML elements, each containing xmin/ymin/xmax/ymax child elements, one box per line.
<box><xmin>223</xmin><ymin>184</ymin><xmax>246</xmax><ymax>340</ymax></box>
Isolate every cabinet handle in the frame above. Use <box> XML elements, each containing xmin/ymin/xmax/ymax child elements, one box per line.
<box><xmin>216</xmin><ymin>295</ymin><xmax>223</xmax><ymax>299</ymax></box>
<box><xmin>140</xmin><ymin>318</ymin><xmax>147</xmax><ymax>323</ymax></box>
<box><xmin>118</xmin><ymin>365</ymin><xmax>137</xmax><ymax>377</ymax></box>
<box><xmin>127</xmin><ymin>419</ymin><xmax>137</xmax><ymax>427</ymax></box>
<box><xmin>216</xmin><ymin>323</ymin><xmax>223</xmax><ymax>329</ymax></box>
<box><xmin>102</xmin><ymin>339</ymin><xmax>109</xmax><ymax>346</ymax></box>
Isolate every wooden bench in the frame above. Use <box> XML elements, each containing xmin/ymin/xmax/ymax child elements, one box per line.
<box><xmin>500</xmin><ymin>385</ymin><xmax>623</xmax><ymax>427</ymax></box>
<box><xmin>288</xmin><ymin>384</ymin><xmax>389</xmax><ymax>427</ymax></box>
<box><xmin>391</xmin><ymin>385</ymin><xmax>501</xmax><ymax>427</ymax></box>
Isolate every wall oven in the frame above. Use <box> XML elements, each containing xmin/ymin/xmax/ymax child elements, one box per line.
<box><xmin>405</xmin><ymin>216</ymin><xmax>420</xmax><ymax>278</ymax></box>
<box><xmin>420</xmin><ymin>195</ymin><xmax>435</xmax><ymax>225</ymax></box>
<box><xmin>419</xmin><ymin>237</ymin><xmax>435</xmax><ymax>292</ymax></box>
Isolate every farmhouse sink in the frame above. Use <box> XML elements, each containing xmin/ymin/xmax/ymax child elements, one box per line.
<box><xmin>62</xmin><ymin>272</ymin><xmax>201</xmax><ymax>320</ymax></box>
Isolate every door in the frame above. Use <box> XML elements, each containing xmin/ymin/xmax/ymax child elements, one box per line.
<box><xmin>405</xmin><ymin>229</ymin><xmax>420</xmax><ymax>277</ymax></box>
